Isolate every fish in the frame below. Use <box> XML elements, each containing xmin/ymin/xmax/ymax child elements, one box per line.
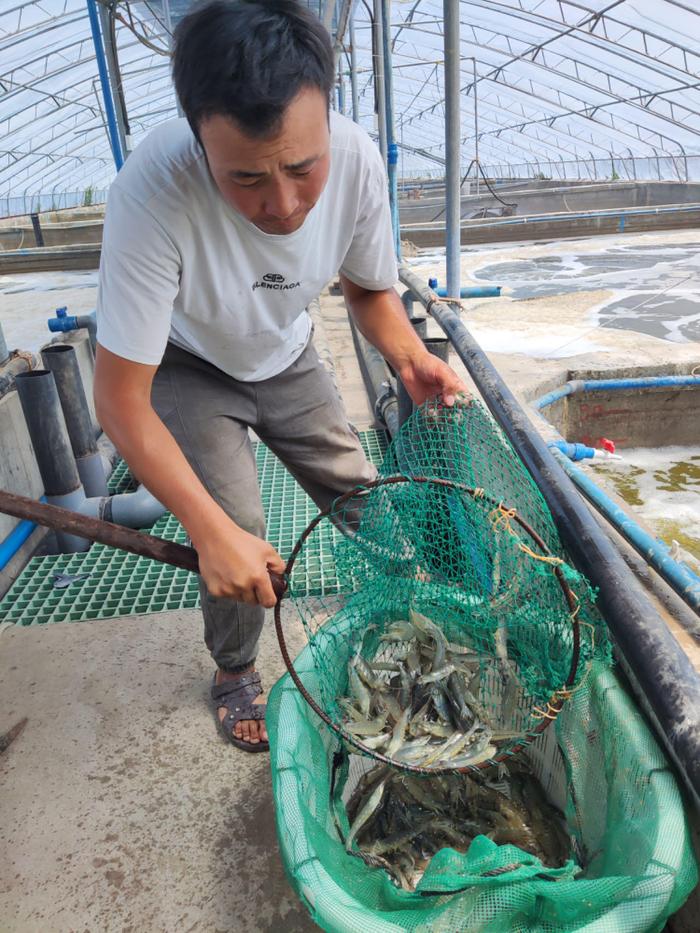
<box><xmin>343</xmin><ymin>756</ymin><xmax>571</xmax><ymax>891</ymax></box>
<box><xmin>348</xmin><ymin>665</ymin><xmax>371</xmax><ymax>717</ymax></box>
<box><xmin>337</xmin><ymin>608</ymin><xmax>524</xmax><ymax>773</ymax></box>
<box><xmin>418</xmin><ymin>664</ymin><xmax>457</xmax><ymax>685</ymax></box>
<box><xmin>385</xmin><ymin>707</ymin><xmax>412</xmax><ymax>759</ymax></box>
<box><xmin>344</xmin><ymin>713</ymin><xmax>388</xmax><ymax>736</ymax></box>
<box><xmin>409</xmin><ymin>609</ymin><xmax>447</xmax><ymax>670</ymax></box>
<box><xmin>345</xmin><ymin>778</ymin><xmax>387</xmax><ymax>851</ymax></box>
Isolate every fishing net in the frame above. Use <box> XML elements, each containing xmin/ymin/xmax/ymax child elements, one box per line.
<box><xmin>269</xmin><ymin>400</ymin><xmax>696</xmax><ymax>928</ymax></box>
<box><xmin>268</xmin><ymin>653</ymin><xmax>698</xmax><ymax>932</ymax></box>
<box><xmin>275</xmin><ymin>400</ymin><xmax>604</xmax><ymax>773</ymax></box>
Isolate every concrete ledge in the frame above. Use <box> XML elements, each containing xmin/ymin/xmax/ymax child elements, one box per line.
<box><xmin>402</xmin><ymin>203</ymin><xmax>700</xmax><ymax>247</ymax></box>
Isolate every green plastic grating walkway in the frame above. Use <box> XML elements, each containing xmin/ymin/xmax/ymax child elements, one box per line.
<box><xmin>0</xmin><ymin>431</ymin><xmax>386</xmax><ymax>626</ymax></box>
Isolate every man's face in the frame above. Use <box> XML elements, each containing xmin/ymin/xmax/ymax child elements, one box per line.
<box><xmin>199</xmin><ymin>88</ymin><xmax>331</xmax><ymax>235</ymax></box>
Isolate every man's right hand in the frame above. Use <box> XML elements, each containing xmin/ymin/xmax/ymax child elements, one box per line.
<box><xmin>94</xmin><ymin>346</ymin><xmax>286</xmax><ymax>610</ymax></box>
<box><xmin>193</xmin><ymin>518</ymin><xmax>286</xmax><ymax>609</ymax></box>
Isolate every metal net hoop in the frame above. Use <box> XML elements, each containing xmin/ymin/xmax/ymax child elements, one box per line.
<box><xmin>274</xmin><ymin>474</ymin><xmax>582</xmax><ymax>774</ymax></box>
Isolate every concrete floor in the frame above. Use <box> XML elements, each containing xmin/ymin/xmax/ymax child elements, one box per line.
<box><xmin>0</xmin><ymin>606</ymin><xmax>318</xmax><ymax>933</ymax></box>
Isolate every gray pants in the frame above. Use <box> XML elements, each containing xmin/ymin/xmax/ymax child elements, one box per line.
<box><xmin>151</xmin><ymin>338</ymin><xmax>376</xmax><ymax>672</ymax></box>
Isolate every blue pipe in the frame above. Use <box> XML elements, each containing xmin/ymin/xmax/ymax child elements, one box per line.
<box><xmin>534</xmin><ymin>376</ymin><xmax>700</xmax><ymax>411</ymax></box>
<box><xmin>428</xmin><ymin>279</ymin><xmax>502</xmax><ymax>299</ymax></box>
<box><xmin>581</xmin><ymin>376</ymin><xmax>700</xmax><ymax>392</ymax></box>
<box><xmin>388</xmin><ymin>143</ymin><xmax>401</xmax><ymax>258</ymax></box>
<box><xmin>379</xmin><ymin>0</ymin><xmax>400</xmax><ymax>261</ymax></box>
<box><xmin>533</xmin><ymin>381</ymin><xmax>580</xmax><ymax>410</ymax></box>
<box><xmin>0</xmin><ymin>497</ymin><xmax>47</xmax><ymax>572</ymax></box>
<box><xmin>550</xmin><ymin>447</ymin><xmax>700</xmax><ymax>615</ymax></box>
<box><xmin>86</xmin><ymin>0</ymin><xmax>124</xmax><ymax>171</ymax></box>
<box><xmin>549</xmin><ymin>440</ymin><xmax>596</xmax><ymax>462</ymax></box>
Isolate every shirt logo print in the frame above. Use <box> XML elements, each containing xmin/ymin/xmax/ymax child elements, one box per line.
<box><xmin>252</xmin><ymin>272</ymin><xmax>301</xmax><ymax>292</ymax></box>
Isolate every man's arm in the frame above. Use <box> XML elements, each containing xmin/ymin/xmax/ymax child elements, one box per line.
<box><xmin>94</xmin><ymin>344</ymin><xmax>284</xmax><ymax>607</ymax></box>
<box><xmin>341</xmin><ymin>275</ymin><xmax>467</xmax><ymax>406</ymax></box>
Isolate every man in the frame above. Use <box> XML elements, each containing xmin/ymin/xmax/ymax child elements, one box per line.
<box><xmin>94</xmin><ymin>0</ymin><xmax>465</xmax><ymax>752</ymax></box>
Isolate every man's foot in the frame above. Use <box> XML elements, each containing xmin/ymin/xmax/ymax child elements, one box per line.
<box><xmin>211</xmin><ymin>666</ymin><xmax>269</xmax><ymax>751</ymax></box>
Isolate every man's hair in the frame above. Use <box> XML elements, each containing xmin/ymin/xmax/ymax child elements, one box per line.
<box><xmin>172</xmin><ymin>0</ymin><xmax>334</xmax><ymax>140</ymax></box>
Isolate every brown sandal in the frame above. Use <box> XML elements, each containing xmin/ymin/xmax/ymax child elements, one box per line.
<box><xmin>210</xmin><ymin>672</ymin><xmax>269</xmax><ymax>753</ymax></box>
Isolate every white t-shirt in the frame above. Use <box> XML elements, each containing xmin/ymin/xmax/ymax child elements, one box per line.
<box><xmin>96</xmin><ymin>111</ymin><xmax>398</xmax><ymax>381</ymax></box>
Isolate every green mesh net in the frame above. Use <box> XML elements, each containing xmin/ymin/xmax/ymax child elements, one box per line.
<box><xmin>280</xmin><ymin>401</ymin><xmax>605</xmax><ymax>771</ymax></box>
<box><xmin>269</xmin><ymin>401</ymin><xmax>697</xmax><ymax>929</ymax></box>
<box><xmin>268</xmin><ymin>654</ymin><xmax>698</xmax><ymax>932</ymax></box>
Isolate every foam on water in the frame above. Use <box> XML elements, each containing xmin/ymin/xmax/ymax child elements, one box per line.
<box><xmin>589</xmin><ymin>446</ymin><xmax>700</xmax><ymax>568</ymax></box>
<box><xmin>469</xmin><ymin>241</ymin><xmax>700</xmax><ymax>343</ymax></box>
<box><xmin>466</xmin><ymin>324</ymin><xmax>602</xmax><ymax>358</ymax></box>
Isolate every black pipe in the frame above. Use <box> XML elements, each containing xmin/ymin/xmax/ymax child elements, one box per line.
<box><xmin>41</xmin><ymin>345</ymin><xmax>97</xmax><ymax>460</ymax></box>
<box><xmin>424</xmin><ymin>336</ymin><xmax>450</xmax><ymax>363</ymax></box>
<box><xmin>409</xmin><ymin>315</ymin><xmax>427</xmax><ymax>339</ymax></box>
<box><xmin>347</xmin><ymin>313</ymin><xmax>399</xmax><ymax>436</ymax></box>
<box><xmin>30</xmin><ymin>212</ymin><xmax>44</xmax><ymax>248</ymax></box>
<box><xmin>397</xmin><ymin>380</ymin><xmax>413</xmax><ymax>427</ymax></box>
<box><xmin>14</xmin><ymin>371</ymin><xmax>81</xmax><ymax>497</ymax></box>
<box><xmin>398</xmin><ymin>316</ymin><xmax>429</xmax><ymax>426</ymax></box>
<box><xmin>399</xmin><ymin>264</ymin><xmax>700</xmax><ymax>804</ymax></box>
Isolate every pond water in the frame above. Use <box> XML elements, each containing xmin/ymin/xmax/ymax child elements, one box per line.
<box><xmin>590</xmin><ymin>446</ymin><xmax>700</xmax><ymax>570</ymax></box>
<box><xmin>473</xmin><ymin>242</ymin><xmax>700</xmax><ymax>342</ymax></box>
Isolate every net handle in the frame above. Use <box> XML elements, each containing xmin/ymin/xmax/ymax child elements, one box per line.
<box><xmin>274</xmin><ymin>474</ymin><xmax>581</xmax><ymax>774</ymax></box>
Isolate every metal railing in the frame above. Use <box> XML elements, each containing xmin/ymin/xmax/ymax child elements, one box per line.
<box><xmin>0</xmin><ymin>190</ymin><xmax>108</xmax><ymax>220</ymax></box>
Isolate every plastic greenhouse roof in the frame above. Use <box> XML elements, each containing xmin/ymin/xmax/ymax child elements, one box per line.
<box><xmin>1</xmin><ymin>0</ymin><xmax>700</xmax><ymax>211</ymax></box>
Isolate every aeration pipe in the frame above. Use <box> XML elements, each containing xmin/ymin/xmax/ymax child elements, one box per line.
<box><xmin>436</xmin><ymin>201</ymin><xmax>700</xmax><ymax>234</ymax></box>
<box><xmin>41</xmin><ymin>344</ymin><xmax>108</xmax><ymax>497</ymax></box>
<box><xmin>534</xmin><ymin>375</ymin><xmax>700</xmax><ymax>411</ymax></box>
<box><xmin>427</xmin><ymin>280</ymin><xmax>502</xmax><ymax>300</ymax></box>
<box><xmin>13</xmin><ymin>368</ymin><xmax>165</xmax><ymax>556</ymax></box>
<box><xmin>398</xmin><ymin>263</ymin><xmax>700</xmax><ymax>805</ymax></box>
<box><xmin>0</xmin><ymin>498</ymin><xmax>47</xmax><ymax>572</ymax></box>
<box><xmin>532</xmin><ymin>376</ymin><xmax>700</xmax><ymax>616</ymax></box>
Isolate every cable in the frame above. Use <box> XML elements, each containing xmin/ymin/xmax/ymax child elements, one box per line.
<box><xmin>476</xmin><ymin>162</ymin><xmax>517</xmax><ymax>209</ymax></box>
<box><xmin>95</xmin><ymin>0</ymin><xmax>170</xmax><ymax>56</ymax></box>
<box><xmin>107</xmin><ymin>1</ymin><xmax>131</xmax><ymax>136</ymax></box>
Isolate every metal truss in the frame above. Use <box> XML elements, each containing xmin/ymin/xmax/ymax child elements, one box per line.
<box><xmin>2</xmin><ymin>0</ymin><xmax>700</xmax><ymax>204</ymax></box>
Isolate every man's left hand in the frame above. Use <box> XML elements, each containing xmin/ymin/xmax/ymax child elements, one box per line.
<box><xmin>398</xmin><ymin>350</ymin><xmax>470</xmax><ymax>407</ymax></box>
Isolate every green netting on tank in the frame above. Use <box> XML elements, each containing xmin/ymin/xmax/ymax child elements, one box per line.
<box><xmin>284</xmin><ymin>401</ymin><xmax>606</xmax><ymax>767</ymax></box>
<box><xmin>268</xmin><ymin>637</ymin><xmax>698</xmax><ymax>933</ymax></box>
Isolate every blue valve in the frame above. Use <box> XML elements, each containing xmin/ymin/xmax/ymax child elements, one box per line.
<box><xmin>549</xmin><ymin>440</ymin><xmax>595</xmax><ymax>462</ymax></box>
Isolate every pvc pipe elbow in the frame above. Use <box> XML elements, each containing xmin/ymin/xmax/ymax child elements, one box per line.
<box><xmin>101</xmin><ymin>484</ymin><xmax>166</xmax><ymax>529</ymax></box>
